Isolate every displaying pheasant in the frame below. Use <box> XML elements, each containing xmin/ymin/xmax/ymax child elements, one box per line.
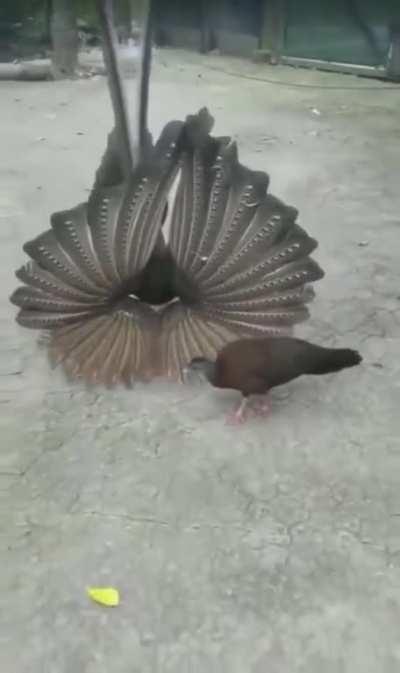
<box><xmin>10</xmin><ymin>107</ymin><xmax>325</xmax><ymax>386</ymax></box>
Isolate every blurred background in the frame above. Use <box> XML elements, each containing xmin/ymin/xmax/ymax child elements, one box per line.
<box><xmin>0</xmin><ymin>0</ymin><xmax>399</xmax><ymax>80</ymax></box>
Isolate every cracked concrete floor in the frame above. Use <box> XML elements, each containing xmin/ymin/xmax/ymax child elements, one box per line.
<box><xmin>1</xmin><ymin>50</ymin><xmax>400</xmax><ymax>672</ymax></box>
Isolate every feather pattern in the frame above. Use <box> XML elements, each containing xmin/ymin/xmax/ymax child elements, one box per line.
<box><xmin>114</xmin><ymin>120</ymin><xmax>183</xmax><ymax>278</ymax></box>
<box><xmin>87</xmin><ymin>184</ymin><xmax>125</xmax><ymax>286</ymax></box>
<box><xmin>50</xmin><ymin>204</ymin><xmax>110</xmax><ymax>288</ymax></box>
<box><xmin>22</xmin><ymin>230</ymin><xmax>106</xmax><ymax>297</ymax></box>
<box><xmin>15</xmin><ymin>261</ymin><xmax>100</xmax><ymax>302</ymax></box>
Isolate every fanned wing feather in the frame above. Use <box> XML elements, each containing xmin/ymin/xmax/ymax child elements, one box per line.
<box><xmin>86</xmin><ymin>185</ymin><xmax>125</xmax><ymax>286</ymax></box>
<box><xmin>12</xmin><ymin>117</ymin><xmax>185</xmax><ymax>347</ymax></box>
<box><xmin>15</xmin><ymin>307</ymin><xmax>97</xmax><ymax>330</ymax></box>
<box><xmin>114</xmin><ymin>120</ymin><xmax>184</xmax><ymax>279</ymax></box>
<box><xmin>192</xmin><ymin>141</ymin><xmax>238</xmax><ymax>270</ymax></box>
<box><xmin>167</xmin><ymin>112</ymin><xmax>324</xmax><ymax>345</ymax></box>
<box><xmin>10</xmin><ymin>286</ymin><xmax>102</xmax><ymax>314</ymax></box>
<box><xmin>168</xmin><ymin>109</ymin><xmax>222</xmax><ymax>271</ymax></box>
<box><xmin>206</xmin><ymin>258</ymin><xmax>323</xmax><ymax>303</ymax></box>
<box><xmin>201</xmin><ymin>200</ymin><xmax>303</xmax><ymax>289</ymax></box>
<box><xmin>23</xmin><ymin>230</ymin><xmax>107</xmax><ymax>297</ymax></box>
<box><xmin>198</xmin><ymin>303</ymin><xmax>309</xmax><ymax>330</ymax></box>
<box><xmin>196</xmin><ymin>168</ymin><xmax>269</xmax><ymax>282</ymax></box>
<box><xmin>50</xmin><ymin>204</ymin><xmax>110</xmax><ymax>289</ymax></box>
<box><xmin>15</xmin><ymin>261</ymin><xmax>101</xmax><ymax>302</ymax></box>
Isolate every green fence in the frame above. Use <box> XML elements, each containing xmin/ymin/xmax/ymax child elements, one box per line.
<box><xmin>284</xmin><ymin>0</ymin><xmax>399</xmax><ymax>67</ymax></box>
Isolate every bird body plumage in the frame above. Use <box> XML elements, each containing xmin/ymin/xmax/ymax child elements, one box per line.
<box><xmin>188</xmin><ymin>337</ymin><xmax>361</xmax><ymax>423</ymax></box>
<box><xmin>210</xmin><ymin>337</ymin><xmax>362</xmax><ymax>395</ymax></box>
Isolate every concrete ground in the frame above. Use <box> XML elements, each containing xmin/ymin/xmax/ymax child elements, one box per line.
<box><xmin>1</xmin><ymin>49</ymin><xmax>400</xmax><ymax>672</ymax></box>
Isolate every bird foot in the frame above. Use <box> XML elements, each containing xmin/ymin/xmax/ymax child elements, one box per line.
<box><xmin>225</xmin><ymin>409</ymin><xmax>247</xmax><ymax>425</ymax></box>
<box><xmin>225</xmin><ymin>399</ymin><xmax>249</xmax><ymax>425</ymax></box>
<box><xmin>250</xmin><ymin>396</ymin><xmax>271</xmax><ymax>417</ymax></box>
<box><xmin>225</xmin><ymin>396</ymin><xmax>271</xmax><ymax>425</ymax></box>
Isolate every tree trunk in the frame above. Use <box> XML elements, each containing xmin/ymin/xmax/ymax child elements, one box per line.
<box><xmin>259</xmin><ymin>0</ymin><xmax>287</xmax><ymax>64</ymax></box>
<box><xmin>0</xmin><ymin>61</ymin><xmax>51</xmax><ymax>81</ymax></box>
<box><xmin>50</xmin><ymin>0</ymin><xmax>78</xmax><ymax>79</ymax></box>
<box><xmin>200</xmin><ymin>0</ymin><xmax>218</xmax><ymax>53</ymax></box>
<box><xmin>387</xmin><ymin>24</ymin><xmax>400</xmax><ymax>80</ymax></box>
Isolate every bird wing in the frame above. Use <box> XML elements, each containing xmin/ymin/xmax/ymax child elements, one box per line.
<box><xmin>163</xmin><ymin>108</ymin><xmax>324</xmax><ymax>375</ymax></box>
<box><xmin>10</xmin><ymin>119</ymin><xmax>184</xmax><ymax>385</ymax></box>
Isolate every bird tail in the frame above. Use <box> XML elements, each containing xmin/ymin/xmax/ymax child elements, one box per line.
<box><xmin>305</xmin><ymin>346</ymin><xmax>362</xmax><ymax>376</ymax></box>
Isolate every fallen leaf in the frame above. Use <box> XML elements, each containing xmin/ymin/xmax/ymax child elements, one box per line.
<box><xmin>87</xmin><ymin>586</ymin><xmax>120</xmax><ymax>607</ymax></box>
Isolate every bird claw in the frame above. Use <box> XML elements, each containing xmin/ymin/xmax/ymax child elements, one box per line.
<box><xmin>251</xmin><ymin>397</ymin><xmax>271</xmax><ymax>417</ymax></box>
<box><xmin>225</xmin><ymin>410</ymin><xmax>247</xmax><ymax>425</ymax></box>
<box><xmin>225</xmin><ymin>399</ymin><xmax>249</xmax><ymax>425</ymax></box>
<box><xmin>225</xmin><ymin>396</ymin><xmax>271</xmax><ymax>425</ymax></box>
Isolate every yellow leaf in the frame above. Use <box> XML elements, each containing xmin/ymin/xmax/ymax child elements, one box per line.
<box><xmin>87</xmin><ymin>586</ymin><xmax>120</xmax><ymax>607</ymax></box>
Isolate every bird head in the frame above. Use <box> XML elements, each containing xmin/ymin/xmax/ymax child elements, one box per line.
<box><xmin>183</xmin><ymin>357</ymin><xmax>216</xmax><ymax>384</ymax></box>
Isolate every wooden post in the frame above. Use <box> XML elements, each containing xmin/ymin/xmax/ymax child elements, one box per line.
<box><xmin>50</xmin><ymin>0</ymin><xmax>79</xmax><ymax>78</ymax></box>
<box><xmin>387</xmin><ymin>23</ymin><xmax>400</xmax><ymax>80</ymax></box>
<box><xmin>258</xmin><ymin>0</ymin><xmax>287</xmax><ymax>64</ymax></box>
<box><xmin>200</xmin><ymin>0</ymin><xmax>219</xmax><ymax>53</ymax></box>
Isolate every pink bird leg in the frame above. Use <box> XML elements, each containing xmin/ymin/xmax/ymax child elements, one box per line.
<box><xmin>226</xmin><ymin>398</ymin><xmax>249</xmax><ymax>425</ymax></box>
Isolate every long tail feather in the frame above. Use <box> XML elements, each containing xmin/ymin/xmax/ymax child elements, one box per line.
<box><xmin>160</xmin><ymin>302</ymin><xmax>238</xmax><ymax>381</ymax></box>
<box><xmin>47</xmin><ymin>299</ymin><xmax>160</xmax><ymax>385</ymax></box>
